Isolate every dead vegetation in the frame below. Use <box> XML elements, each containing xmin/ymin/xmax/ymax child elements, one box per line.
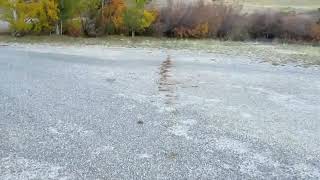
<box><xmin>153</xmin><ymin>0</ymin><xmax>320</xmax><ymax>42</ymax></box>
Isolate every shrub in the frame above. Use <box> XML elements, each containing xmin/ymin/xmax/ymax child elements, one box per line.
<box><xmin>154</xmin><ymin>0</ymin><xmax>242</xmax><ymax>38</ymax></box>
<box><xmin>78</xmin><ymin>0</ymin><xmax>100</xmax><ymax>37</ymax></box>
<box><xmin>99</xmin><ymin>0</ymin><xmax>126</xmax><ymax>34</ymax></box>
<box><xmin>2</xmin><ymin>0</ymin><xmax>318</xmax><ymax>42</ymax></box>
<box><xmin>154</xmin><ymin>0</ymin><xmax>318</xmax><ymax>41</ymax></box>
<box><xmin>58</xmin><ymin>0</ymin><xmax>82</xmax><ymax>35</ymax></box>
<box><xmin>173</xmin><ymin>23</ymin><xmax>208</xmax><ymax>38</ymax></box>
<box><xmin>245</xmin><ymin>10</ymin><xmax>317</xmax><ymax>41</ymax></box>
<box><xmin>247</xmin><ymin>11</ymin><xmax>283</xmax><ymax>39</ymax></box>
<box><xmin>65</xmin><ymin>19</ymin><xmax>82</xmax><ymax>37</ymax></box>
<box><xmin>207</xmin><ymin>1</ymin><xmax>243</xmax><ymax>38</ymax></box>
<box><xmin>34</xmin><ymin>0</ymin><xmax>59</xmax><ymax>34</ymax></box>
<box><xmin>281</xmin><ymin>14</ymin><xmax>313</xmax><ymax>40</ymax></box>
<box><xmin>216</xmin><ymin>5</ymin><xmax>248</xmax><ymax>40</ymax></box>
<box><xmin>224</xmin><ymin>17</ymin><xmax>250</xmax><ymax>40</ymax></box>
<box><xmin>123</xmin><ymin>0</ymin><xmax>157</xmax><ymax>37</ymax></box>
<box><xmin>0</xmin><ymin>0</ymin><xmax>59</xmax><ymax>36</ymax></box>
<box><xmin>311</xmin><ymin>23</ymin><xmax>320</xmax><ymax>41</ymax></box>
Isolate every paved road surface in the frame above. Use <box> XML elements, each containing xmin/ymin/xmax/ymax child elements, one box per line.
<box><xmin>0</xmin><ymin>44</ymin><xmax>320</xmax><ymax>179</ymax></box>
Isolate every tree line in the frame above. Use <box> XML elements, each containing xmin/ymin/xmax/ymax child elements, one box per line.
<box><xmin>0</xmin><ymin>0</ymin><xmax>156</xmax><ymax>37</ymax></box>
<box><xmin>0</xmin><ymin>0</ymin><xmax>319</xmax><ymax>41</ymax></box>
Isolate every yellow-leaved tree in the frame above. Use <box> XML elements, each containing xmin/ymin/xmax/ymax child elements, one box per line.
<box><xmin>100</xmin><ymin>0</ymin><xmax>126</xmax><ymax>34</ymax></box>
<box><xmin>36</xmin><ymin>0</ymin><xmax>59</xmax><ymax>33</ymax></box>
<box><xmin>123</xmin><ymin>0</ymin><xmax>157</xmax><ymax>37</ymax></box>
<box><xmin>0</xmin><ymin>0</ymin><xmax>59</xmax><ymax>36</ymax></box>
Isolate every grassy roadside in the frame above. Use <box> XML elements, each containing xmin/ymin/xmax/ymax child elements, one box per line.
<box><xmin>1</xmin><ymin>35</ymin><xmax>320</xmax><ymax>66</ymax></box>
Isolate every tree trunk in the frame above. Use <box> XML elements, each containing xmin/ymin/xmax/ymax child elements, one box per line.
<box><xmin>12</xmin><ymin>9</ymin><xmax>17</xmax><ymax>21</ymax></box>
<box><xmin>56</xmin><ymin>23</ymin><xmax>60</xmax><ymax>35</ymax></box>
<box><xmin>60</xmin><ymin>20</ymin><xmax>63</xmax><ymax>35</ymax></box>
<box><xmin>131</xmin><ymin>31</ymin><xmax>135</xmax><ymax>38</ymax></box>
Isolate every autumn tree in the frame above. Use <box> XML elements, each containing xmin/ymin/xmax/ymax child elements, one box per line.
<box><xmin>100</xmin><ymin>0</ymin><xmax>126</xmax><ymax>34</ymax></box>
<box><xmin>77</xmin><ymin>0</ymin><xmax>100</xmax><ymax>36</ymax></box>
<box><xmin>57</xmin><ymin>0</ymin><xmax>81</xmax><ymax>35</ymax></box>
<box><xmin>0</xmin><ymin>0</ymin><xmax>59</xmax><ymax>36</ymax></box>
<box><xmin>123</xmin><ymin>0</ymin><xmax>156</xmax><ymax>37</ymax></box>
<box><xmin>35</xmin><ymin>0</ymin><xmax>59</xmax><ymax>33</ymax></box>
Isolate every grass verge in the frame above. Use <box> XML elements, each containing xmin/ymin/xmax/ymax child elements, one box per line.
<box><xmin>0</xmin><ymin>35</ymin><xmax>319</xmax><ymax>66</ymax></box>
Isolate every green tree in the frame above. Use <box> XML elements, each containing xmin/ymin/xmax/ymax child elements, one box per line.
<box><xmin>78</xmin><ymin>0</ymin><xmax>100</xmax><ymax>36</ymax></box>
<box><xmin>36</xmin><ymin>0</ymin><xmax>59</xmax><ymax>33</ymax></box>
<box><xmin>0</xmin><ymin>0</ymin><xmax>59</xmax><ymax>36</ymax></box>
<box><xmin>123</xmin><ymin>0</ymin><xmax>156</xmax><ymax>37</ymax></box>
<box><xmin>58</xmin><ymin>0</ymin><xmax>80</xmax><ymax>21</ymax></box>
<box><xmin>57</xmin><ymin>0</ymin><xmax>81</xmax><ymax>34</ymax></box>
<box><xmin>57</xmin><ymin>0</ymin><xmax>100</xmax><ymax>35</ymax></box>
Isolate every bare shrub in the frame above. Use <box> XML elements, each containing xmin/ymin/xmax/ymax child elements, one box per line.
<box><xmin>148</xmin><ymin>0</ymin><xmax>318</xmax><ymax>42</ymax></box>
<box><xmin>65</xmin><ymin>19</ymin><xmax>82</xmax><ymax>37</ymax></box>
<box><xmin>245</xmin><ymin>10</ymin><xmax>317</xmax><ymax>41</ymax></box>
<box><xmin>173</xmin><ymin>23</ymin><xmax>209</xmax><ymax>38</ymax></box>
<box><xmin>247</xmin><ymin>11</ymin><xmax>283</xmax><ymax>39</ymax></box>
<box><xmin>153</xmin><ymin>0</ymin><xmax>196</xmax><ymax>37</ymax></box>
<box><xmin>154</xmin><ymin>0</ymin><xmax>242</xmax><ymax>38</ymax></box>
<box><xmin>311</xmin><ymin>22</ymin><xmax>320</xmax><ymax>41</ymax></box>
<box><xmin>281</xmin><ymin>14</ymin><xmax>314</xmax><ymax>40</ymax></box>
<box><xmin>217</xmin><ymin>11</ymin><xmax>249</xmax><ymax>40</ymax></box>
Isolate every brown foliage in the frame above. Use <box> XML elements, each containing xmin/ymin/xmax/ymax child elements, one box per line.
<box><xmin>281</xmin><ymin>14</ymin><xmax>313</xmax><ymax>40</ymax></box>
<box><xmin>247</xmin><ymin>11</ymin><xmax>283</xmax><ymax>39</ymax></box>
<box><xmin>100</xmin><ymin>0</ymin><xmax>126</xmax><ymax>34</ymax></box>
<box><xmin>154</xmin><ymin>0</ymin><xmax>241</xmax><ymax>38</ymax></box>
<box><xmin>311</xmin><ymin>23</ymin><xmax>320</xmax><ymax>41</ymax></box>
<box><xmin>153</xmin><ymin>0</ymin><xmax>319</xmax><ymax>42</ymax></box>
<box><xmin>65</xmin><ymin>20</ymin><xmax>82</xmax><ymax>37</ymax></box>
<box><xmin>174</xmin><ymin>23</ymin><xmax>209</xmax><ymax>38</ymax></box>
<box><xmin>245</xmin><ymin>11</ymin><xmax>316</xmax><ymax>41</ymax></box>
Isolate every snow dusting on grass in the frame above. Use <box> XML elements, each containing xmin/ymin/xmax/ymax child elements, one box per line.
<box><xmin>1</xmin><ymin>35</ymin><xmax>319</xmax><ymax>67</ymax></box>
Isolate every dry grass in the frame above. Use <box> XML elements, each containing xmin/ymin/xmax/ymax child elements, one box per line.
<box><xmin>0</xmin><ymin>35</ymin><xmax>319</xmax><ymax>66</ymax></box>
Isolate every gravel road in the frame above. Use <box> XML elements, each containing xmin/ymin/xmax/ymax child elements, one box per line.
<box><xmin>0</xmin><ymin>44</ymin><xmax>319</xmax><ymax>179</ymax></box>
